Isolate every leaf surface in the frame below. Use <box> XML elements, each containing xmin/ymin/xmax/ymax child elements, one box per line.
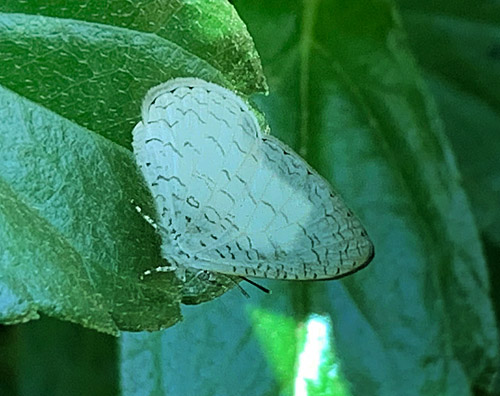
<box><xmin>0</xmin><ymin>0</ymin><xmax>265</xmax><ymax>333</ymax></box>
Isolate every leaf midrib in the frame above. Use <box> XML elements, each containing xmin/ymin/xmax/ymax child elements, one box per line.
<box><xmin>298</xmin><ymin>0</ymin><xmax>319</xmax><ymax>158</ymax></box>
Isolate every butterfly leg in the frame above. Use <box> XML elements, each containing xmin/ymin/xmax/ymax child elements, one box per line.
<box><xmin>174</xmin><ymin>266</ymin><xmax>187</xmax><ymax>282</ymax></box>
<box><xmin>187</xmin><ymin>269</ymin><xmax>213</xmax><ymax>282</ymax></box>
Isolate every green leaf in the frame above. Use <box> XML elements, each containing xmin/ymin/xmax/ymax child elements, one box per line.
<box><xmin>0</xmin><ymin>0</ymin><xmax>266</xmax><ymax>147</ymax></box>
<box><xmin>120</xmin><ymin>289</ymin><xmax>292</xmax><ymax>396</ymax></box>
<box><xmin>397</xmin><ymin>1</ymin><xmax>500</xmax><ymax>246</ymax></box>
<box><xmin>13</xmin><ymin>317</ymin><xmax>118</xmax><ymax>396</ymax></box>
<box><xmin>2</xmin><ymin>0</ymin><xmax>498</xmax><ymax>394</ymax></box>
<box><xmin>0</xmin><ymin>85</ymin><xmax>180</xmax><ymax>334</ymax></box>
<box><xmin>236</xmin><ymin>0</ymin><xmax>498</xmax><ymax>393</ymax></box>
<box><xmin>398</xmin><ymin>0</ymin><xmax>500</xmax><ymax>391</ymax></box>
<box><xmin>249</xmin><ymin>307</ymin><xmax>298</xmax><ymax>393</ymax></box>
<box><xmin>0</xmin><ymin>0</ymin><xmax>266</xmax><ymax>333</ymax></box>
<box><xmin>121</xmin><ymin>0</ymin><xmax>498</xmax><ymax>394</ymax></box>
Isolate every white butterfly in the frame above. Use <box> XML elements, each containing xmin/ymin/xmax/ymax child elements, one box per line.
<box><xmin>132</xmin><ymin>78</ymin><xmax>374</xmax><ymax>281</ymax></box>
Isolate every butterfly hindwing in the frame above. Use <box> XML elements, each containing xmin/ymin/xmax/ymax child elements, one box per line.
<box><xmin>132</xmin><ymin>78</ymin><xmax>374</xmax><ymax>280</ymax></box>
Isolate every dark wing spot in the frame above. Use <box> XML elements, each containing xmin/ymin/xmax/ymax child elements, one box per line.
<box><xmin>187</xmin><ymin>196</ymin><xmax>200</xmax><ymax>208</ymax></box>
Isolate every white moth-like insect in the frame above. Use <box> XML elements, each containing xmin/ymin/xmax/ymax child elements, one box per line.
<box><xmin>132</xmin><ymin>78</ymin><xmax>374</xmax><ymax>282</ymax></box>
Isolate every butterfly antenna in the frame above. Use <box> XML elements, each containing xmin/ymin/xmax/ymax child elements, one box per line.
<box><xmin>240</xmin><ymin>277</ymin><xmax>271</xmax><ymax>294</ymax></box>
<box><xmin>218</xmin><ymin>274</ymin><xmax>250</xmax><ymax>298</ymax></box>
<box><xmin>235</xmin><ymin>283</ymin><xmax>251</xmax><ymax>299</ymax></box>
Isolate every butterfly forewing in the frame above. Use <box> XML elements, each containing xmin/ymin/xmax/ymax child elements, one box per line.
<box><xmin>132</xmin><ymin>78</ymin><xmax>374</xmax><ymax>280</ymax></box>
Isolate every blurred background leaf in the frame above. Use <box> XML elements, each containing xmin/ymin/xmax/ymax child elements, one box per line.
<box><xmin>0</xmin><ymin>318</ymin><xmax>118</xmax><ymax>396</ymax></box>
<box><xmin>396</xmin><ymin>4</ymin><xmax>500</xmax><ymax>392</ymax></box>
<box><xmin>1</xmin><ymin>0</ymin><xmax>499</xmax><ymax>396</ymax></box>
<box><xmin>124</xmin><ymin>0</ymin><xmax>499</xmax><ymax>394</ymax></box>
<box><xmin>0</xmin><ymin>0</ymin><xmax>265</xmax><ymax>334</ymax></box>
<box><xmin>398</xmin><ymin>0</ymin><xmax>500</xmax><ymax>248</ymax></box>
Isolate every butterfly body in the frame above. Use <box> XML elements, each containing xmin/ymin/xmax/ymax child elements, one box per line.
<box><xmin>132</xmin><ymin>78</ymin><xmax>374</xmax><ymax>281</ymax></box>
